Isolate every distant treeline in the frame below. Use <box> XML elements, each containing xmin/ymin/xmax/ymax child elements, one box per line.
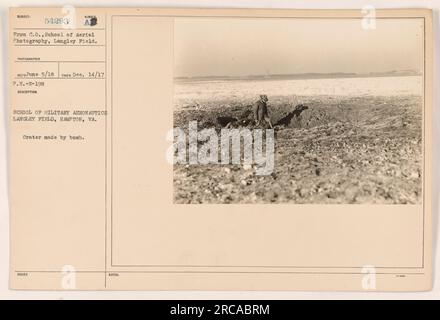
<box><xmin>175</xmin><ymin>70</ymin><xmax>421</xmax><ymax>82</ymax></box>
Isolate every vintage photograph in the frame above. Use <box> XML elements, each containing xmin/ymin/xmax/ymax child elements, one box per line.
<box><xmin>173</xmin><ymin>18</ymin><xmax>424</xmax><ymax>204</ymax></box>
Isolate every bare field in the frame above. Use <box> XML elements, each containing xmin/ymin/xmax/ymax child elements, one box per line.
<box><xmin>173</xmin><ymin>77</ymin><xmax>423</xmax><ymax>204</ymax></box>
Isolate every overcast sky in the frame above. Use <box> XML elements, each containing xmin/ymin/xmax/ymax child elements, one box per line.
<box><xmin>174</xmin><ymin>18</ymin><xmax>423</xmax><ymax>77</ymax></box>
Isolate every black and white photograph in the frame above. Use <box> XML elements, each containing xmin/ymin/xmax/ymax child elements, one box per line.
<box><xmin>173</xmin><ymin>17</ymin><xmax>424</xmax><ymax>204</ymax></box>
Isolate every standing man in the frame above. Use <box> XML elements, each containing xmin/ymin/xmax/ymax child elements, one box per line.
<box><xmin>253</xmin><ymin>94</ymin><xmax>273</xmax><ymax>128</ymax></box>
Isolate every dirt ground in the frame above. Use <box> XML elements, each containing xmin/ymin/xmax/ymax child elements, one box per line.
<box><xmin>173</xmin><ymin>95</ymin><xmax>422</xmax><ymax>204</ymax></box>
